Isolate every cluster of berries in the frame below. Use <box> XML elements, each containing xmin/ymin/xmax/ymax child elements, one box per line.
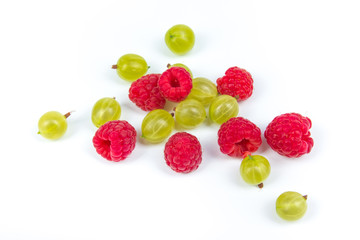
<box><xmin>38</xmin><ymin>24</ymin><xmax>314</xmax><ymax>221</ymax></box>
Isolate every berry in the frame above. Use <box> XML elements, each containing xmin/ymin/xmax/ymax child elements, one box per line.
<box><xmin>167</xmin><ymin>63</ymin><xmax>193</xmax><ymax>78</ymax></box>
<box><xmin>209</xmin><ymin>95</ymin><xmax>239</xmax><ymax>124</ymax></box>
<box><xmin>141</xmin><ymin>109</ymin><xmax>174</xmax><ymax>143</ymax></box>
<box><xmin>264</xmin><ymin>113</ymin><xmax>314</xmax><ymax>158</ymax></box>
<box><xmin>240</xmin><ymin>155</ymin><xmax>271</xmax><ymax>188</ymax></box>
<box><xmin>186</xmin><ymin>77</ymin><xmax>218</xmax><ymax>106</ymax></box>
<box><xmin>93</xmin><ymin>120</ymin><xmax>136</xmax><ymax>162</ymax></box>
<box><xmin>216</xmin><ymin>67</ymin><xmax>253</xmax><ymax>101</ymax></box>
<box><xmin>112</xmin><ymin>54</ymin><xmax>148</xmax><ymax>82</ymax></box>
<box><xmin>129</xmin><ymin>74</ymin><xmax>166</xmax><ymax>111</ymax></box>
<box><xmin>218</xmin><ymin>117</ymin><xmax>262</xmax><ymax>158</ymax></box>
<box><xmin>158</xmin><ymin>67</ymin><xmax>192</xmax><ymax>102</ymax></box>
<box><xmin>276</xmin><ymin>191</ymin><xmax>308</xmax><ymax>221</ymax></box>
<box><xmin>164</xmin><ymin>132</ymin><xmax>202</xmax><ymax>173</ymax></box>
<box><xmin>38</xmin><ymin>111</ymin><xmax>70</xmax><ymax>140</ymax></box>
<box><xmin>175</xmin><ymin>99</ymin><xmax>206</xmax><ymax>129</ymax></box>
<box><xmin>91</xmin><ymin>97</ymin><xmax>121</xmax><ymax>128</ymax></box>
<box><xmin>165</xmin><ymin>24</ymin><xmax>195</xmax><ymax>55</ymax></box>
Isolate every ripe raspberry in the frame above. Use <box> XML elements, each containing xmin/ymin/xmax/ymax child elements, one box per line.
<box><xmin>218</xmin><ymin>117</ymin><xmax>262</xmax><ymax>158</ymax></box>
<box><xmin>129</xmin><ymin>74</ymin><xmax>166</xmax><ymax>111</ymax></box>
<box><xmin>158</xmin><ymin>67</ymin><xmax>192</xmax><ymax>102</ymax></box>
<box><xmin>264</xmin><ymin>113</ymin><xmax>314</xmax><ymax>158</ymax></box>
<box><xmin>216</xmin><ymin>67</ymin><xmax>253</xmax><ymax>101</ymax></box>
<box><xmin>164</xmin><ymin>132</ymin><xmax>202</xmax><ymax>173</ymax></box>
<box><xmin>93</xmin><ymin>120</ymin><xmax>136</xmax><ymax>162</ymax></box>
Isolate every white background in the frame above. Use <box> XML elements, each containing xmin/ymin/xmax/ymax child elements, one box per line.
<box><xmin>1</xmin><ymin>0</ymin><xmax>359</xmax><ymax>239</ymax></box>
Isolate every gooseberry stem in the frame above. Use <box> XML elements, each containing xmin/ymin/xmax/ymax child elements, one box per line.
<box><xmin>64</xmin><ymin>111</ymin><xmax>73</xmax><ymax>118</ymax></box>
<box><xmin>257</xmin><ymin>183</ymin><xmax>264</xmax><ymax>189</ymax></box>
<box><xmin>303</xmin><ymin>195</ymin><xmax>308</xmax><ymax>200</ymax></box>
<box><xmin>112</xmin><ymin>65</ymin><xmax>117</xmax><ymax>69</ymax></box>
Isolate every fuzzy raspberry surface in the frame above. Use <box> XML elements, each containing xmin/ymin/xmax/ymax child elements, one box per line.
<box><xmin>128</xmin><ymin>74</ymin><xmax>166</xmax><ymax>111</ymax></box>
<box><xmin>216</xmin><ymin>67</ymin><xmax>253</xmax><ymax>101</ymax></box>
<box><xmin>264</xmin><ymin>113</ymin><xmax>314</xmax><ymax>158</ymax></box>
<box><xmin>218</xmin><ymin>117</ymin><xmax>262</xmax><ymax>158</ymax></box>
<box><xmin>158</xmin><ymin>67</ymin><xmax>192</xmax><ymax>102</ymax></box>
<box><xmin>164</xmin><ymin>132</ymin><xmax>202</xmax><ymax>173</ymax></box>
<box><xmin>93</xmin><ymin>120</ymin><xmax>136</xmax><ymax>162</ymax></box>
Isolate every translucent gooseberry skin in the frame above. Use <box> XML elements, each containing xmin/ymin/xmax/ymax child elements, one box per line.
<box><xmin>165</xmin><ymin>24</ymin><xmax>195</xmax><ymax>55</ymax></box>
<box><xmin>91</xmin><ymin>97</ymin><xmax>121</xmax><ymax>128</ymax></box>
<box><xmin>276</xmin><ymin>191</ymin><xmax>308</xmax><ymax>221</ymax></box>
<box><xmin>141</xmin><ymin>109</ymin><xmax>175</xmax><ymax>143</ymax></box>
<box><xmin>240</xmin><ymin>155</ymin><xmax>271</xmax><ymax>186</ymax></box>
<box><xmin>38</xmin><ymin>111</ymin><xmax>67</xmax><ymax>140</ymax></box>
<box><xmin>175</xmin><ymin>99</ymin><xmax>206</xmax><ymax>129</ymax></box>
<box><xmin>115</xmin><ymin>54</ymin><xmax>148</xmax><ymax>81</ymax></box>
<box><xmin>168</xmin><ymin>63</ymin><xmax>193</xmax><ymax>78</ymax></box>
<box><xmin>186</xmin><ymin>77</ymin><xmax>218</xmax><ymax>106</ymax></box>
<box><xmin>209</xmin><ymin>95</ymin><xmax>239</xmax><ymax>124</ymax></box>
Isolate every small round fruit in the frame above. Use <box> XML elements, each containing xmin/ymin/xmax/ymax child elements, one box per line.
<box><xmin>175</xmin><ymin>99</ymin><xmax>206</xmax><ymax>129</ymax></box>
<box><xmin>141</xmin><ymin>109</ymin><xmax>175</xmax><ymax>143</ymax></box>
<box><xmin>240</xmin><ymin>155</ymin><xmax>271</xmax><ymax>187</ymax></box>
<box><xmin>187</xmin><ymin>77</ymin><xmax>218</xmax><ymax>105</ymax></box>
<box><xmin>38</xmin><ymin>111</ymin><xmax>68</xmax><ymax>140</ymax></box>
<box><xmin>113</xmin><ymin>54</ymin><xmax>148</xmax><ymax>81</ymax></box>
<box><xmin>91</xmin><ymin>97</ymin><xmax>121</xmax><ymax>128</ymax></box>
<box><xmin>276</xmin><ymin>191</ymin><xmax>308</xmax><ymax>221</ymax></box>
<box><xmin>167</xmin><ymin>63</ymin><xmax>193</xmax><ymax>78</ymax></box>
<box><xmin>165</xmin><ymin>24</ymin><xmax>195</xmax><ymax>55</ymax></box>
<box><xmin>209</xmin><ymin>95</ymin><xmax>239</xmax><ymax>124</ymax></box>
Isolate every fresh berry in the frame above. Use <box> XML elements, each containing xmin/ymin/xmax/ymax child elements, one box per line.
<box><xmin>158</xmin><ymin>67</ymin><xmax>192</xmax><ymax>102</ymax></box>
<box><xmin>128</xmin><ymin>74</ymin><xmax>166</xmax><ymax>111</ymax></box>
<box><xmin>264</xmin><ymin>113</ymin><xmax>313</xmax><ymax>158</ymax></box>
<box><xmin>216</xmin><ymin>67</ymin><xmax>253</xmax><ymax>101</ymax></box>
<box><xmin>164</xmin><ymin>132</ymin><xmax>202</xmax><ymax>173</ymax></box>
<box><xmin>93</xmin><ymin>120</ymin><xmax>136</xmax><ymax>162</ymax></box>
<box><xmin>218</xmin><ymin>117</ymin><xmax>262</xmax><ymax>158</ymax></box>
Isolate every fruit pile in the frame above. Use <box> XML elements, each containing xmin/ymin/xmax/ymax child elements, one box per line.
<box><xmin>37</xmin><ymin>24</ymin><xmax>313</xmax><ymax>221</ymax></box>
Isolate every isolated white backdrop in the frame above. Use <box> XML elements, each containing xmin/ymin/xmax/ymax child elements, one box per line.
<box><xmin>0</xmin><ymin>0</ymin><xmax>359</xmax><ymax>239</ymax></box>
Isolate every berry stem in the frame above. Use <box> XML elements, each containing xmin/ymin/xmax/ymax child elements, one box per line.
<box><xmin>257</xmin><ymin>183</ymin><xmax>264</xmax><ymax>189</ymax></box>
<box><xmin>64</xmin><ymin>111</ymin><xmax>73</xmax><ymax>118</ymax></box>
<box><xmin>303</xmin><ymin>195</ymin><xmax>308</xmax><ymax>200</ymax></box>
<box><xmin>112</xmin><ymin>65</ymin><xmax>117</xmax><ymax>69</ymax></box>
<box><xmin>167</xmin><ymin>63</ymin><xmax>171</xmax><ymax>68</ymax></box>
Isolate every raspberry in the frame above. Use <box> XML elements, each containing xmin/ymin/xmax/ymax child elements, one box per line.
<box><xmin>164</xmin><ymin>132</ymin><xmax>202</xmax><ymax>173</ymax></box>
<box><xmin>218</xmin><ymin>117</ymin><xmax>262</xmax><ymax>158</ymax></box>
<box><xmin>93</xmin><ymin>120</ymin><xmax>136</xmax><ymax>162</ymax></box>
<box><xmin>216</xmin><ymin>67</ymin><xmax>253</xmax><ymax>101</ymax></box>
<box><xmin>264</xmin><ymin>113</ymin><xmax>314</xmax><ymax>158</ymax></box>
<box><xmin>158</xmin><ymin>67</ymin><xmax>192</xmax><ymax>102</ymax></box>
<box><xmin>128</xmin><ymin>74</ymin><xmax>166</xmax><ymax>111</ymax></box>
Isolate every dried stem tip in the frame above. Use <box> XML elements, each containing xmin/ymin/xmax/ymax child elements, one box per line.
<box><xmin>303</xmin><ymin>195</ymin><xmax>308</xmax><ymax>200</ymax></box>
<box><xmin>167</xmin><ymin>63</ymin><xmax>171</xmax><ymax>68</ymax></box>
<box><xmin>112</xmin><ymin>65</ymin><xmax>118</xmax><ymax>69</ymax></box>
<box><xmin>64</xmin><ymin>112</ymin><xmax>72</xmax><ymax>118</ymax></box>
<box><xmin>257</xmin><ymin>183</ymin><xmax>264</xmax><ymax>189</ymax></box>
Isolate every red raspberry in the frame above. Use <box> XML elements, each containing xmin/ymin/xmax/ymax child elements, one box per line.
<box><xmin>218</xmin><ymin>117</ymin><xmax>262</xmax><ymax>158</ymax></box>
<box><xmin>129</xmin><ymin>74</ymin><xmax>166</xmax><ymax>111</ymax></box>
<box><xmin>216</xmin><ymin>67</ymin><xmax>253</xmax><ymax>101</ymax></box>
<box><xmin>164</xmin><ymin>132</ymin><xmax>202</xmax><ymax>173</ymax></box>
<box><xmin>158</xmin><ymin>67</ymin><xmax>192</xmax><ymax>102</ymax></box>
<box><xmin>93</xmin><ymin>120</ymin><xmax>136</xmax><ymax>162</ymax></box>
<box><xmin>264</xmin><ymin>113</ymin><xmax>314</xmax><ymax>158</ymax></box>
